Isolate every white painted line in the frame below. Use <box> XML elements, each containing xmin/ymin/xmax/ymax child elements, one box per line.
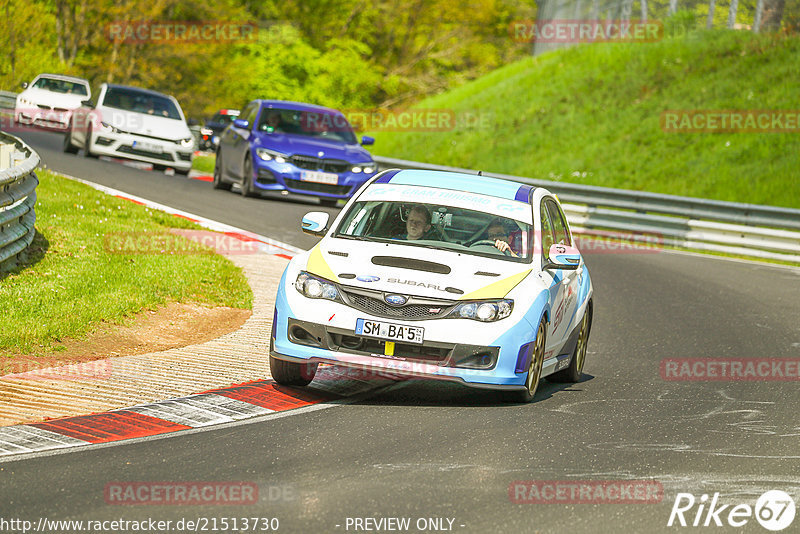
<box><xmin>52</xmin><ymin>171</ymin><xmax>305</xmax><ymax>257</ymax></box>
<box><xmin>0</xmin><ymin>426</ymin><xmax>88</xmax><ymax>456</ymax></box>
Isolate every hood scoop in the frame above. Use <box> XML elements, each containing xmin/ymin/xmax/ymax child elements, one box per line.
<box><xmin>371</xmin><ymin>256</ymin><xmax>451</xmax><ymax>274</ymax></box>
<box><xmin>475</xmin><ymin>271</ymin><xmax>500</xmax><ymax>277</ymax></box>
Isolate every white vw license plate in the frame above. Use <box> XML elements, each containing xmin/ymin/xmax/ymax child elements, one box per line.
<box><xmin>132</xmin><ymin>140</ymin><xmax>163</xmax><ymax>153</ymax></box>
<box><xmin>356</xmin><ymin>319</ymin><xmax>424</xmax><ymax>344</ymax></box>
<box><xmin>299</xmin><ymin>170</ymin><xmax>338</xmax><ymax>185</ymax></box>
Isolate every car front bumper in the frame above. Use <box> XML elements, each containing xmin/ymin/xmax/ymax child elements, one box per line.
<box><xmin>270</xmin><ymin>271</ymin><xmax>555</xmax><ymax>391</ymax></box>
<box><xmin>252</xmin><ymin>159</ymin><xmax>376</xmax><ymax>199</ymax></box>
<box><xmin>15</xmin><ymin>108</ymin><xmax>71</xmax><ymax>130</ymax></box>
<box><xmin>89</xmin><ymin>131</ymin><xmax>193</xmax><ymax>171</ymax></box>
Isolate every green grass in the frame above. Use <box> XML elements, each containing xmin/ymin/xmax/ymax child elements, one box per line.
<box><xmin>0</xmin><ymin>170</ymin><xmax>252</xmax><ymax>355</ymax></box>
<box><xmin>369</xmin><ymin>29</ymin><xmax>800</xmax><ymax>209</ymax></box>
<box><xmin>192</xmin><ymin>154</ymin><xmax>216</xmax><ymax>174</ymax></box>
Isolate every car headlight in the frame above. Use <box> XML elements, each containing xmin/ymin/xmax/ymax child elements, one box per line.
<box><xmin>351</xmin><ymin>163</ymin><xmax>375</xmax><ymax>174</ymax></box>
<box><xmin>256</xmin><ymin>148</ymin><xmax>287</xmax><ymax>164</ymax></box>
<box><xmin>448</xmin><ymin>299</ymin><xmax>513</xmax><ymax>322</ymax></box>
<box><xmin>100</xmin><ymin>121</ymin><xmax>121</xmax><ymax>133</ymax></box>
<box><xmin>295</xmin><ymin>272</ymin><xmax>340</xmax><ymax>301</ymax></box>
<box><xmin>180</xmin><ymin>137</ymin><xmax>194</xmax><ymax>148</ymax></box>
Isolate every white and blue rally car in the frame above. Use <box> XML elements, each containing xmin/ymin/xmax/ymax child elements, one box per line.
<box><xmin>270</xmin><ymin>169</ymin><xmax>593</xmax><ymax>402</ymax></box>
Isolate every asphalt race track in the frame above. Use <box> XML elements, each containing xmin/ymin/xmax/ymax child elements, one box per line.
<box><xmin>3</xmin><ymin>129</ymin><xmax>800</xmax><ymax>533</ymax></box>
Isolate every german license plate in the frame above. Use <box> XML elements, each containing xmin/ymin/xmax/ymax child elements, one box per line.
<box><xmin>355</xmin><ymin>319</ymin><xmax>424</xmax><ymax>344</ymax></box>
<box><xmin>132</xmin><ymin>139</ymin><xmax>162</xmax><ymax>153</ymax></box>
<box><xmin>300</xmin><ymin>170</ymin><xmax>338</xmax><ymax>184</ymax></box>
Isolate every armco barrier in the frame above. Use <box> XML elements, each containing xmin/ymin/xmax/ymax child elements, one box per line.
<box><xmin>0</xmin><ymin>131</ymin><xmax>39</xmax><ymax>272</ymax></box>
<box><xmin>374</xmin><ymin>156</ymin><xmax>800</xmax><ymax>263</ymax></box>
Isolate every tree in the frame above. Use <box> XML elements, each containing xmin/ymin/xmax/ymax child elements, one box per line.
<box><xmin>761</xmin><ymin>0</ymin><xmax>785</xmax><ymax>30</ymax></box>
<box><xmin>728</xmin><ymin>0</ymin><xmax>739</xmax><ymax>28</ymax></box>
<box><xmin>707</xmin><ymin>0</ymin><xmax>716</xmax><ymax>28</ymax></box>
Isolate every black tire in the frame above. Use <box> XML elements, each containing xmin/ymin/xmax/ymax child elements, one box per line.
<box><xmin>319</xmin><ymin>198</ymin><xmax>339</xmax><ymax>208</ymax></box>
<box><xmin>550</xmin><ymin>301</ymin><xmax>592</xmax><ymax>383</ymax></box>
<box><xmin>153</xmin><ymin>164</ymin><xmax>167</xmax><ymax>172</ymax></box>
<box><xmin>83</xmin><ymin>127</ymin><xmax>97</xmax><ymax>158</ymax></box>
<box><xmin>503</xmin><ymin>317</ymin><xmax>546</xmax><ymax>403</ymax></box>
<box><xmin>63</xmin><ymin>124</ymin><xmax>79</xmax><ymax>154</ymax></box>
<box><xmin>269</xmin><ymin>354</ymin><xmax>318</xmax><ymax>386</ymax></box>
<box><xmin>175</xmin><ymin>167</ymin><xmax>191</xmax><ymax>176</ymax></box>
<box><xmin>212</xmin><ymin>152</ymin><xmax>231</xmax><ymax>190</ymax></box>
<box><xmin>240</xmin><ymin>155</ymin><xmax>257</xmax><ymax>197</ymax></box>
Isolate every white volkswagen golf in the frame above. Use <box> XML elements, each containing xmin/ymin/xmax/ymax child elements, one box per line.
<box><xmin>64</xmin><ymin>83</ymin><xmax>194</xmax><ymax>174</ymax></box>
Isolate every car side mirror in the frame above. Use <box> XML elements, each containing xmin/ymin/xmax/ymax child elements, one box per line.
<box><xmin>233</xmin><ymin>118</ymin><xmax>249</xmax><ymax>129</ymax></box>
<box><xmin>301</xmin><ymin>211</ymin><xmax>330</xmax><ymax>237</ymax></box>
<box><xmin>21</xmin><ymin>82</ymin><xmax>28</xmax><ymax>89</ymax></box>
<box><xmin>360</xmin><ymin>135</ymin><xmax>374</xmax><ymax>146</ymax></box>
<box><xmin>81</xmin><ymin>99</ymin><xmax>94</xmax><ymax>108</ymax></box>
<box><xmin>544</xmin><ymin>243</ymin><xmax>581</xmax><ymax>271</ymax></box>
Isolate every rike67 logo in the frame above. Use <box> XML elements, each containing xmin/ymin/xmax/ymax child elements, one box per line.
<box><xmin>668</xmin><ymin>491</ymin><xmax>796</xmax><ymax>531</ymax></box>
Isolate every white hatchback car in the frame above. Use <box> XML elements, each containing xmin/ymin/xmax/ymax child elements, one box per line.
<box><xmin>64</xmin><ymin>83</ymin><xmax>194</xmax><ymax>174</ymax></box>
<box><xmin>15</xmin><ymin>74</ymin><xmax>91</xmax><ymax>130</ymax></box>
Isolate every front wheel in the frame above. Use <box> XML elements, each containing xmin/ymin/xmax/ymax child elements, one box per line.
<box><xmin>83</xmin><ymin>127</ymin><xmax>97</xmax><ymax>158</ymax></box>
<box><xmin>240</xmin><ymin>155</ymin><xmax>257</xmax><ymax>197</ymax></box>
<box><xmin>269</xmin><ymin>354</ymin><xmax>318</xmax><ymax>386</ymax></box>
<box><xmin>503</xmin><ymin>318</ymin><xmax>546</xmax><ymax>403</ymax></box>
<box><xmin>212</xmin><ymin>152</ymin><xmax>231</xmax><ymax>190</ymax></box>
<box><xmin>550</xmin><ymin>302</ymin><xmax>592</xmax><ymax>383</ymax></box>
<box><xmin>63</xmin><ymin>124</ymin><xmax>78</xmax><ymax>154</ymax></box>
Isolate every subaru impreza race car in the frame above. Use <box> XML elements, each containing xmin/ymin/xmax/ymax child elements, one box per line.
<box><xmin>270</xmin><ymin>169</ymin><xmax>593</xmax><ymax>402</ymax></box>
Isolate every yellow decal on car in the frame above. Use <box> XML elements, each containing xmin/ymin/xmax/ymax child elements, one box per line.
<box><xmin>459</xmin><ymin>270</ymin><xmax>532</xmax><ymax>300</ymax></box>
<box><xmin>306</xmin><ymin>245</ymin><xmax>339</xmax><ymax>283</ymax></box>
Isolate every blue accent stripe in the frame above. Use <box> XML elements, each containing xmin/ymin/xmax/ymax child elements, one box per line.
<box><xmin>515</xmin><ymin>185</ymin><xmax>533</xmax><ymax>203</ymax></box>
<box><xmin>373</xmin><ymin>169</ymin><xmax>402</xmax><ymax>184</ymax></box>
<box><xmin>515</xmin><ymin>342</ymin><xmax>535</xmax><ymax>373</ymax></box>
<box><xmin>384</xmin><ymin>169</ymin><xmax>527</xmax><ymax>201</ymax></box>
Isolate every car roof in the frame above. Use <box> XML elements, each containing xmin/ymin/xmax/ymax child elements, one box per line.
<box><xmin>103</xmin><ymin>83</ymin><xmax>174</xmax><ymax>99</ymax></box>
<box><xmin>33</xmin><ymin>73</ymin><xmax>90</xmax><ymax>85</ymax></box>
<box><xmin>254</xmin><ymin>100</ymin><xmax>343</xmax><ymax>115</ymax></box>
<box><xmin>374</xmin><ymin>169</ymin><xmax>536</xmax><ymax>204</ymax></box>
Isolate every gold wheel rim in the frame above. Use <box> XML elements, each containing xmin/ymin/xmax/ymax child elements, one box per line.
<box><xmin>526</xmin><ymin>322</ymin><xmax>545</xmax><ymax>395</ymax></box>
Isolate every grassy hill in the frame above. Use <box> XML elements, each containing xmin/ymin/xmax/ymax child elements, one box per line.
<box><xmin>369</xmin><ymin>29</ymin><xmax>800</xmax><ymax>209</ymax></box>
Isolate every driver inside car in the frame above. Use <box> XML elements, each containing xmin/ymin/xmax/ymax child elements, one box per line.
<box><xmin>396</xmin><ymin>205</ymin><xmax>434</xmax><ymax>241</ymax></box>
<box><xmin>486</xmin><ymin>220</ymin><xmax>520</xmax><ymax>257</ymax></box>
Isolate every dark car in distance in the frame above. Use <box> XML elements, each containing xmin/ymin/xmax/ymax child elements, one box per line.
<box><xmin>212</xmin><ymin>100</ymin><xmax>376</xmax><ymax>206</ymax></box>
<box><xmin>199</xmin><ymin>109</ymin><xmax>240</xmax><ymax>151</ymax></box>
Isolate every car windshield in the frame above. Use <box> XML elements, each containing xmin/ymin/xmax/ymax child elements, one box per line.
<box><xmin>256</xmin><ymin>107</ymin><xmax>357</xmax><ymax>144</ymax></box>
<box><xmin>211</xmin><ymin>111</ymin><xmax>239</xmax><ymax>125</ymax></box>
<box><xmin>334</xmin><ymin>200</ymin><xmax>533</xmax><ymax>262</ymax></box>
<box><xmin>103</xmin><ymin>87</ymin><xmax>182</xmax><ymax>120</ymax></box>
<box><xmin>32</xmin><ymin>77</ymin><xmax>88</xmax><ymax>96</ymax></box>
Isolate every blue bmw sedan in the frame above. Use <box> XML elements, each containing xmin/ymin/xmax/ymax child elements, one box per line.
<box><xmin>213</xmin><ymin>100</ymin><xmax>377</xmax><ymax>206</ymax></box>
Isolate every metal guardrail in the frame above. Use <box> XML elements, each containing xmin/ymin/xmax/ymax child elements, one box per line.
<box><xmin>0</xmin><ymin>132</ymin><xmax>39</xmax><ymax>272</ymax></box>
<box><xmin>374</xmin><ymin>156</ymin><xmax>800</xmax><ymax>263</ymax></box>
<box><xmin>0</xmin><ymin>90</ymin><xmax>17</xmax><ymax>112</ymax></box>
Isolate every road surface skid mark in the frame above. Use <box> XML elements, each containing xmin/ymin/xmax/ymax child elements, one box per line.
<box><xmin>0</xmin><ymin>367</ymin><xmax>396</xmax><ymax>457</ymax></box>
